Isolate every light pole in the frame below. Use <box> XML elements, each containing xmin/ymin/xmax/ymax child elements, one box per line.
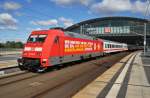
<box><xmin>143</xmin><ymin>0</ymin><xmax>150</xmax><ymax>55</ymax></box>
<box><xmin>144</xmin><ymin>23</ymin><xmax>147</xmax><ymax>56</ymax></box>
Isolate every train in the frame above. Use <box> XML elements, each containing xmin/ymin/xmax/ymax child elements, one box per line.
<box><xmin>17</xmin><ymin>28</ymin><xmax>139</xmax><ymax>72</ymax></box>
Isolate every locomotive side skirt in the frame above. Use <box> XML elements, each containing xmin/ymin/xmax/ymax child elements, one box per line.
<box><xmin>50</xmin><ymin>52</ymin><xmax>104</xmax><ymax>65</ymax></box>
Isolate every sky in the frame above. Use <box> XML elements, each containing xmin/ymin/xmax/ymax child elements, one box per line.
<box><xmin>0</xmin><ymin>0</ymin><xmax>149</xmax><ymax>42</ymax></box>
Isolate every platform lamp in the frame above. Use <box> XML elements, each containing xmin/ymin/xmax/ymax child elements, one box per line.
<box><xmin>143</xmin><ymin>0</ymin><xmax>150</xmax><ymax>55</ymax></box>
<box><xmin>144</xmin><ymin>23</ymin><xmax>147</xmax><ymax>56</ymax></box>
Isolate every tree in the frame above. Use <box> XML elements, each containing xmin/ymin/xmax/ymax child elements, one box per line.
<box><xmin>0</xmin><ymin>43</ymin><xmax>4</xmax><ymax>48</ymax></box>
<box><xmin>1</xmin><ymin>41</ymin><xmax>24</xmax><ymax>48</ymax></box>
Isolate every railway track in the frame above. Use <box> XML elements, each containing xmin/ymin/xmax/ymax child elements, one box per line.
<box><xmin>32</xmin><ymin>52</ymin><xmax>132</xmax><ymax>98</ymax></box>
<box><xmin>0</xmin><ymin>66</ymin><xmax>21</xmax><ymax>76</ymax></box>
<box><xmin>0</xmin><ymin>52</ymin><xmax>131</xmax><ymax>98</ymax></box>
<box><xmin>32</xmin><ymin>61</ymin><xmax>108</xmax><ymax>98</ymax></box>
<box><xmin>0</xmin><ymin>72</ymin><xmax>39</xmax><ymax>86</ymax></box>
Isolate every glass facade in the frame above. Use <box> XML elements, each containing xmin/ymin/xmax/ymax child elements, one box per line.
<box><xmin>86</xmin><ymin>26</ymin><xmax>131</xmax><ymax>35</ymax></box>
<box><xmin>66</xmin><ymin>17</ymin><xmax>150</xmax><ymax>46</ymax></box>
<box><xmin>67</xmin><ymin>18</ymin><xmax>150</xmax><ymax>36</ymax></box>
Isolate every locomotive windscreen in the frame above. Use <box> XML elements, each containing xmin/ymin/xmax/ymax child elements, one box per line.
<box><xmin>28</xmin><ymin>34</ymin><xmax>47</xmax><ymax>42</ymax></box>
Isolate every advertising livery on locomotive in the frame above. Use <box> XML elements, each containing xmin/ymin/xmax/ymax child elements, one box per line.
<box><xmin>18</xmin><ymin>28</ymin><xmax>129</xmax><ymax>72</ymax></box>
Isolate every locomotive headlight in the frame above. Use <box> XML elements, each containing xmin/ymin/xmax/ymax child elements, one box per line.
<box><xmin>24</xmin><ymin>47</ymin><xmax>31</xmax><ymax>51</ymax></box>
<box><xmin>19</xmin><ymin>62</ymin><xmax>23</xmax><ymax>65</ymax></box>
<box><xmin>42</xmin><ymin>59</ymin><xmax>47</xmax><ymax>61</ymax></box>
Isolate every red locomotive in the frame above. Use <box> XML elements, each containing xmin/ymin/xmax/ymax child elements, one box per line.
<box><xmin>18</xmin><ymin>28</ymin><xmax>128</xmax><ymax>72</ymax></box>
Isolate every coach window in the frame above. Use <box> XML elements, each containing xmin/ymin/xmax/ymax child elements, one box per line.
<box><xmin>107</xmin><ymin>44</ymin><xmax>109</xmax><ymax>48</ymax></box>
<box><xmin>105</xmin><ymin>44</ymin><xmax>107</xmax><ymax>48</ymax></box>
<box><xmin>112</xmin><ymin>45</ymin><xmax>114</xmax><ymax>48</ymax></box>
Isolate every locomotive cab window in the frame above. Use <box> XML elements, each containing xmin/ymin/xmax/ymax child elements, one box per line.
<box><xmin>28</xmin><ymin>34</ymin><xmax>47</xmax><ymax>42</ymax></box>
<box><xmin>38</xmin><ymin>35</ymin><xmax>47</xmax><ymax>42</ymax></box>
<box><xmin>28</xmin><ymin>35</ymin><xmax>38</xmax><ymax>42</ymax></box>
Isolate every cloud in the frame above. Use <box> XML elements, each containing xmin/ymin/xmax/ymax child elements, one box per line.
<box><xmin>132</xmin><ymin>0</ymin><xmax>148</xmax><ymax>14</ymax></box>
<box><xmin>90</xmin><ymin>0</ymin><xmax>148</xmax><ymax>14</ymax></box>
<box><xmin>34</xmin><ymin>28</ymin><xmax>42</xmax><ymax>30</ymax></box>
<box><xmin>59</xmin><ymin>17</ymin><xmax>74</xmax><ymax>27</ymax></box>
<box><xmin>26</xmin><ymin>27</ymin><xmax>42</xmax><ymax>31</ymax></box>
<box><xmin>51</xmin><ymin>0</ymin><xmax>91</xmax><ymax>6</ymax></box>
<box><xmin>30</xmin><ymin>17</ymin><xmax>74</xmax><ymax>28</ymax></box>
<box><xmin>0</xmin><ymin>26</ymin><xmax>17</xmax><ymax>30</ymax></box>
<box><xmin>79</xmin><ymin>0</ymin><xmax>92</xmax><ymax>6</ymax></box>
<box><xmin>2</xmin><ymin>1</ymin><xmax>22</xmax><ymax>10</ymax></box>
<box><xmin>31</xmin><ymin>19</ymin><xmax>58</xmax><ymax>26</ymax></box>
<box><xmin>0</xmin><ymin>13</ymin><xmax>18</xmax><ymax>30</ymax></box>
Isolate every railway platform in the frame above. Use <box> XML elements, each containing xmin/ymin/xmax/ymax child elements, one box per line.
<box><xmin>73</xmin><ymin>51</ymin><xmax>150</xmax><ymax>98</ymax></box>
<box><xmin>0</xmin><ymin>60</ymin><xmax>17</xmax><ymax>69</ymax></box>
<box><xmin>0</xmin><ymin>54</ymin><xmax>20</xmax><ymax>76</ymax></box>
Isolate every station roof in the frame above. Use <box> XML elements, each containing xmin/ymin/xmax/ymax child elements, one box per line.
<box><xmin>65</xmin><ymin>16</ymin><xmax>150</xmax><ymax>46</ymax></box>
<box><xmin>66</xmin><ymin>16</ymin><xmax>149</xmax><ymax>31</ymax></box>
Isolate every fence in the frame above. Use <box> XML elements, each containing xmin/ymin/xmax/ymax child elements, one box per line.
<box><xmin>0</xmin><ymin>48</ymin><xmax>22</xmax><ymax>56</ymax></box>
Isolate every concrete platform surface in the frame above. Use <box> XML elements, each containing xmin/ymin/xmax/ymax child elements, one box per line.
<box><xmin>0</xmin><ymin>54</ymin><xmax>19</xmax><ymax>69</ymax></box>
<box><xmin>0</xmin><ymin>60</ymin><xmax>17</xmax><ymax>69</ymax></box>
<box><xmin>72</xmin><ymin>51</ymin><xmax>150</xmax><ymax>98</ymax></box>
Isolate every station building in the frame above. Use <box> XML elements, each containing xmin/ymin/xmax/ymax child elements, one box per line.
<box><xmin>66</xmin><ymin>17</ymin><xmax>150</xmax><ymax>46</ymax></box>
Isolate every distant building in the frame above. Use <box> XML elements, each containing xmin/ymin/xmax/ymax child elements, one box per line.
<box><xmin>66</xmin><ymin>16</ymin><xmax>150</xmax><ymax>46</ymax></box>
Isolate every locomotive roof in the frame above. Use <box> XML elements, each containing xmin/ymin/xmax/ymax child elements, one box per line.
<box><xmin>64</xmin><ymin>31</ymin><xmax>95</xmax><ymax>40</ymax></box>
<box><xmin>102</xmin><ymin>39</ymin><xmax>127</xmax><ymax>45</ymax></box>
